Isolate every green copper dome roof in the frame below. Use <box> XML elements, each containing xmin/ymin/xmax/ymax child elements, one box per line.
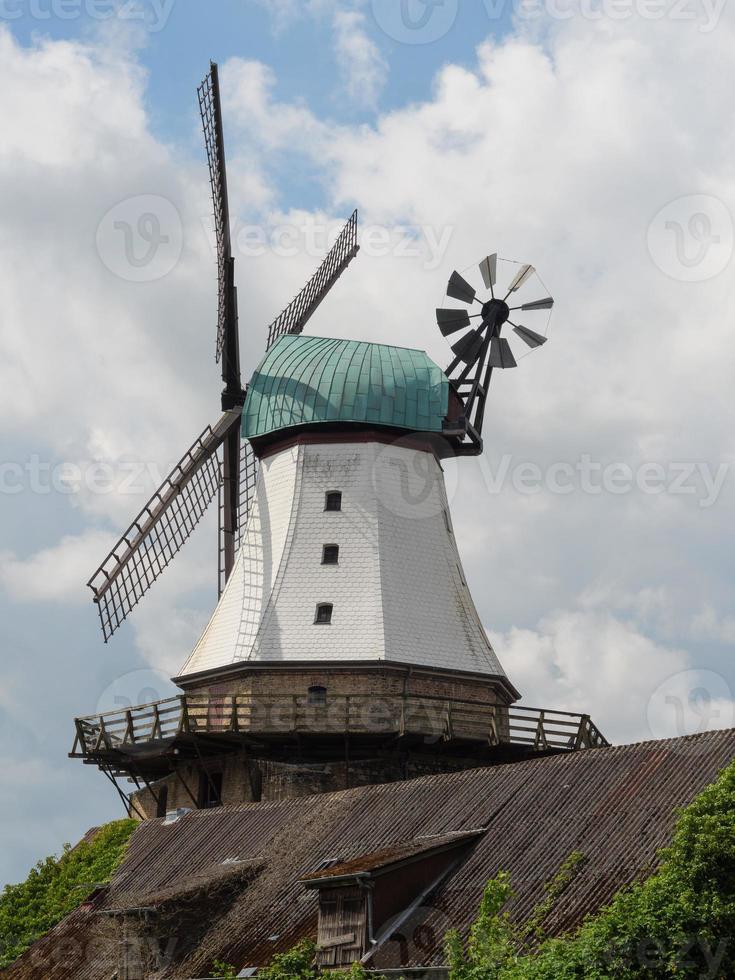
<box><xmin>242</xmin><ymin>334</ymin><xmax>449</xmax><ymax>440</ymax></box>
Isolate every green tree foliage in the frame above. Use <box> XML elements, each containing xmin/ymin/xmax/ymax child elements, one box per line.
<box><xmin>447</xmin><ymin>760</ymin><xmax>735</xmax><ymax>979</ymax></box>
<box><xmin>0</xmin><ymin>819</ymin><xmax>136</xmax><ymax>968</ymax></box>
<box><xmin>250</xmin><ymin>940</ymin><xmax>378</xmax><ymax>980</ymax></box>
<box><xmin>257</xmin><ymin>940</ymin><xmax>320</xmax><ymax>980</ymax></box>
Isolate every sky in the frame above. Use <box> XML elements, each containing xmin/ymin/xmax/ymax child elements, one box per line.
<box><xmin>1</xmin><ymin>0</ymin><xmax>734</xmax><ymax>889</ymax></box>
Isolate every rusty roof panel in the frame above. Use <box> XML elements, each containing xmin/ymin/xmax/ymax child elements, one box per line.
<box><xmin>300</xmin><ymin>831</ymin><xmax>483</xmax><ymax>883</ymax></box>
<box><xmin>6</xmin><ymin>729</ymin><xmax>735</xmax><ymax>979</ymax></box>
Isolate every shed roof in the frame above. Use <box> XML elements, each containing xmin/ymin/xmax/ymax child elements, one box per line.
<box><xmin>300</xmin><ymin>831</ymin><xmax>483</xmax><ymax>885</ymax></box>
<box><xmin>242</xmin><ymin>335</ymin><xmax>449</xmax><ymax>440</ymax></box>
<box><xmin>7</xmin><ymin>728</ymin><xmax>735</xmax><ymax>979</ymax></box>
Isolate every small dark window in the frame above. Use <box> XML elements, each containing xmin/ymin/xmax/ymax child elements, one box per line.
<box><xmin>443</xmin><ymin>509</ymin><xmax>452</xmax><ymax>533</ymax></box>
<box><xmin>248</xmin><ymin>764</ymin><xmax>263</xmax><ymax>803</ymax></box>
<box><xmin>308</xmin><ymin>685</ymin><xmax>328</xmax><ymax>706</ymax></box>
<box><xmin>325</xmin><ymin>491</ymin><xmax>342</xmax><ymax>512</ymax></box>
<box><xmin>322</xmin><ymin>544</ymin><xmax>339</xmax><ymax>565</ymax></box>
<box><xmin>315</xmin><ymin>603</ymin><xmax>333</xmax><ymax>624</ymax></box>
<box><xmin>198</xmin><ymin>770</ymin><xmax>223</xmax><ymax>809</ymax></box>
<box><xmin>156</xmin><ymin>783</ymin><xmax>169</xmax><ymax>819</ymax></box>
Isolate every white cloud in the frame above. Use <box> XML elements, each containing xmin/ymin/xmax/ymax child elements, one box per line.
<box><xmin>691</xmin><ymin>604</ymin><xmax>735</xmax><ymax>645</ymax></box>
<box><xmin>491</xmin><ymin>605</ymin><xmax>735</xmax><ymax>745</ymax></box>
<box><xmin>0</xmin><ymin>531</ymin><xmax>116</xmax><ymax>603</ymax></box>
<box><xmin>333</xmin><ymin>10</ymin><xmax>388</xmax><ymax>107</ymax></box>
<box><xmin>3</xmin><ymin>0</ymin><xmax>735</xmax><ymax>888</ymax></box>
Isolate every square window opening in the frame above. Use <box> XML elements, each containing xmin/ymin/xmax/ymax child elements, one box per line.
<box><xmin>325</xmin><ymin>491</ymin><xmax>342</xmax><ymax>512</ymax></box>
<box><xmin>315</xmin><ymin>603</ymin><xmax>333</xmax><ymax>625</ymax></box>
<box><xmin>322</xmin><ymin>544</ymin><xmax>339</xmax><ymax>565</ymax></box>
<box><xmin>309</xmin><ymin>685</ymin><xmax>328</xmax><ymax>707</ymax></box>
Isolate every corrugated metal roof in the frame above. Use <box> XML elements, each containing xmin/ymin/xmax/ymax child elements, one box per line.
<box><xmin>6</xmin><ymin>729</ymin><xmax>735</xmax><ymax>979</ymax></box>
<box><xmin>242</xmin><ymin>335</ymin><xmax>449</xmax><ymax>439</ymax></box>
<box><xmin>300</xmin><ymin>831</ymin><xmax>483</xmax><ymax>883</ymax></box>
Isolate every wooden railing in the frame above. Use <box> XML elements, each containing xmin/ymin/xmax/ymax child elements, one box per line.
<box><xmin>71</xmin><ymin>693</ymin><xmax>607</xmax><ymax>759</ymax></box>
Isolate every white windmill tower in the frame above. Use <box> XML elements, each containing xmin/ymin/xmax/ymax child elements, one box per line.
<box><xmin>71</xmin><ymin>63</ymin><xmax>606</xmax><ymax>821</ymax></box>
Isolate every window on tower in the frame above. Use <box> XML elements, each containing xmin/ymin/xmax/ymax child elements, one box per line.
<box><xmin>322</xmin><ymin>544</ymin><xmax>339</xmax><ymax>565</ymax></box>
<box><xmin>308</xmin><ymin>685</ymin><xmax>328</xmax><ymax>706</ymax></box>
<box><xmin>197</xmin><ymin>770</ymin><xmax>223</xmax><ymax>809</ymax></box>
<box><xmin>315</xmin><ymin>603</ymin><xmax>333</xmax><ymax>625</ymax></box>
<box><xmin>325</xmin><ymin>491</ymin><xmax>342</xmax><ymax>512</ymax></box>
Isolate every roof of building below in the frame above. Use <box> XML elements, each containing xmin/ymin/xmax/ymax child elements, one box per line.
<box><xmin>242</xmin><ymin>335</ymin><xmax>449</xmax><ymax>440</ymax></box>
<box><xmin>6</xmin><ymin>729</ymin><xmax>735</xmax><ymax>979</ymax></box>
<box><xmin>300</xmin><ymin>831</ymin><xmax>483</xmax><ymax>884</ymax></box>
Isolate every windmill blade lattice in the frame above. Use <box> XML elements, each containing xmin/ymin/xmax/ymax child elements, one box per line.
<box><xmin>198</xmin><ymin>64</ymin><xmax>233</xmax><ymax>367</ymax></box>
<box><xmin>218</xmin><ymin>438</ymin><xmax>259</xmax><ymax>597</ymax></box>
<box><xmin>266</xmin><ymin>210</ymin><xmax>360</xmax><ymax>349</ymax></box>
<box><xmin>88</xmin><ymin>412</ymin><xmax>240</xmax><ymax>641</ymax></box>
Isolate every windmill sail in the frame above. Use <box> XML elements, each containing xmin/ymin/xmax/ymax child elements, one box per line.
<box><xmin>266</xmin><ymin>210</ymin><xmax>360</xmax><ymax>349</ymax></box>
<box><xmin>198</xmin><ymin>62</ymin><xmax>241</xmax><ymax>400</ymax></box>
<box><xmin>218</xmin><ymin>436</ymin><xmax>259</xmax><ymax>597</ymax></box>
<box><xmin>88</xmin><ymin>412</ymin><xmax>240</xmax><ymax>641</ymax></box>
<box><xmin>87</xmin><ymin>66</ymin><xmax>361</xmax><ymax>643</ymax></box>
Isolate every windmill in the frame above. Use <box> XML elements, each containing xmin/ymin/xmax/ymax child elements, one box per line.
<box><xmin>86</xmin><ymin>62</ymin><xmax>360</xmax><ymax>641</ymax></box>
<box><xmin>436</xmin><ymin>255</ymin><xmax>553</xmax><ymax>454</ymax></box>
<box><xmin>71</xmin><ymin>63</ymin><xmax>609</xmax><ymax>824</ymax></box>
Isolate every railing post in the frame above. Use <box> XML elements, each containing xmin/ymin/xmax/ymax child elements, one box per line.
<box><xmin>178</xmin><ymin>695</ymin><xmax>190</xmax><ymax>735</ymax></box>
<box><xmin>231</xmin><ymin>695</ymin><xmax>239</xmax><ymax>733</ymax></box>
<box><xmin>534</xmin><ymin>710</ymin><xmax>548</xmax><ymax>751</ymax></box>
<box><xmin>124</xmin><ymin>710</ymin><xmax>135</xmax><ymax>745</ymax></box>
<box><xmin>74</xmin><ymin>719</ymin><xmax>88</xmax><ymax>756</ymax></box>
<box><xmin>151</xmin><ymin>703</ymin><xmax>161</xmax><ymax>740</ymax></box>
<box><xmin>576</xmin><ymin>715</ymin><xmax>591</xmax><ymax>749</ymax></box>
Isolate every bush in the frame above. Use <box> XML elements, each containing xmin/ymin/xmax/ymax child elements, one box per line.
<box><xmin>0</xmin><ymin>819</ymin><xmax>136</xmax><ymax>968</ymax></box>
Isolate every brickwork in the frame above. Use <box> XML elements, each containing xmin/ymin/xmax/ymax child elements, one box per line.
<box><xmin>180</xmin><ymin>663</ymin><xmax>509</xmax><ymax>703</ymax></box>
<box><xmin>129</xmin><ymin>746</ymin><xmax>496</xmax><ymax>820</ymax></box>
